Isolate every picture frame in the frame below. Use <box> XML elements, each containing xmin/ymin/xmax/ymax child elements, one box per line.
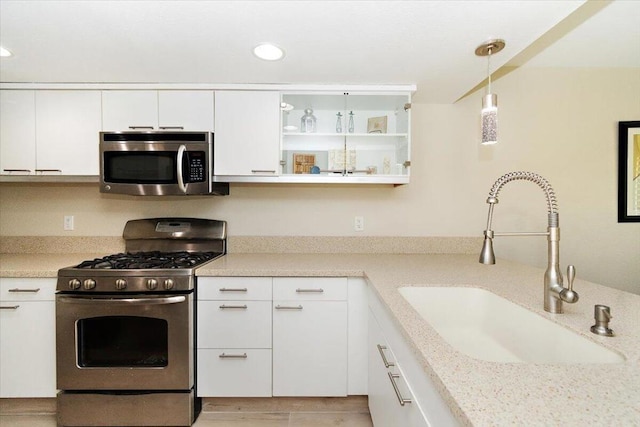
<box><xmin>293</xmin><ymin>153</ymin><xmax>316</xmax><ymax>174</ymax></box>
<box><xmin>617</xmin><ymin>121</ymin><xmax>640</xmax><ymax>222</ymax></box>
<box><xmin>367</xmin><ymin>116</ymin><xmax>388</xmax><ymax>134</ymax></box>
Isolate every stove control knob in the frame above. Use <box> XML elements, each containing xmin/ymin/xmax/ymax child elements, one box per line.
<box><xmin>115</xmin><ymin>279</ymin><xmax>127</xmax><ymax>290</ymax></box>
<box><xmin>83</xmin><ymin>279</ymin><xmax>96</xmax><ymax>290</ymax></box>
<box><xmin>163</xmin><ymin>279</ymin><xmax>175</xmax><ymax>290</ymax></box>
<box><xmin>146</xmin><ymin>279</ymin><xmax>158</xmax><ymax>290</ymax></box>
<box><xmin>68</xmin><ymin>279</ymin><xmax>81</xmax><ymax>290</ymax></box>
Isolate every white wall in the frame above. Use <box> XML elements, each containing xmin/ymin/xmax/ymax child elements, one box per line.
<box><xmin>1</xmin><ymin>67</ymin><xmax>639</xmax><ymax>293</ymax></box>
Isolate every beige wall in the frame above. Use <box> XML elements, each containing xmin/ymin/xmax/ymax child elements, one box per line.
<box><xmin>1</xmin><ymin>67</ymin><xmax>639</xmax><ymax>293</ymax></box>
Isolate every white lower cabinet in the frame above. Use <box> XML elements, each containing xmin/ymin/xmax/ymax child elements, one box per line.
<box><xmin>197</xmin><ymin>277</ymin><xmax>273</xmax><ymax>397</ymax></box>
<box><xmin>0</xmin><ymin>278</ymin><xmax>57</xmax><ymax>398</ymax></box>
<box><xmin>368</xmin><ymin>288</ymin><xmax>458</xmax><ymax>427</ymax></box>
<box><xmin>368</xmin><ymin>310</ymin><xmax>426</xmax><ymax>427</ymax></box>
<box><xmin>272</xmin><ymin>277</ymin><xmax>348</xmax><ymax>396</ymax></box>
<box><xmin>197</xmin><ymin>276</ymin><xmax>358</xmax><ymax>398</ymax></box>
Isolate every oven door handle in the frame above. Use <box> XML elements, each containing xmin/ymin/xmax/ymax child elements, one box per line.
<box><xmin>176</xmin><ymin>144</ymin><xmax>188</xmax><ymax>194</ymax></box>
<box><xmin>57</xmin><ymin>295</ymin><xmax>187</xmax><ymax>305</ymax></box>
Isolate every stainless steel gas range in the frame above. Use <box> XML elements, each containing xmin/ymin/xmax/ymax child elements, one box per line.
<box><xmin>55</xmin><ymin>218</ymin><xmax>226</xmax><ymax>427</ymax></box>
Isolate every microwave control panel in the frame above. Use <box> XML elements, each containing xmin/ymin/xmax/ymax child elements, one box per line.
<box><xmin>188</xmin><ymin>152</ymin><xmax>206</xmax><ymax>182</ymax></box>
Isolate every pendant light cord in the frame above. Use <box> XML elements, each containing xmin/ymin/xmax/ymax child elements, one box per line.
<box><xmin>487</xmin><ymin>47</ymin><xmax>492</xmax><ymax>94</ymax></box>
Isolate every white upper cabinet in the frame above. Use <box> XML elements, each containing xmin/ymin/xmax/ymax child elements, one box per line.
<box><xmin>281</xmin><ymin>92</ymin><xmax>411</xmax><ymax>184</ymax></box>
<box><xmin>213</xmin><ymin>91</ymin><xmax>281</xmax><ymax>176</ymax></box>
<box><xmin>102</xmin><ymin>90</ymin><xmax>159</xmax><ymax>131</ymax></box>
<box><xmin>1</xmin><ymin>90</ymin><xmax>102</xmax><ymax>176</ymax></box>
<box><xmin>158</xmin><ymin>91</ymin><xmax>214</xmax><ymax>131</ymax></box>
<box><xmin>2</xmin><ymin>84</ymin><xmax>412</xmax><ymax>184</ymax></box>
<box><xmin>35</xmin><ymin>90</ymin><xmax>102</xmax><ymax>175</ymax></box>
<box><xmin>0</xmin><ymin>90</ymin><xmax>36</xmax><ymax>175</ymax></box>
<box><xmin>102</xmin><ymin>90</ymin><xmax>215</xmax><ymax>131</ymax></box>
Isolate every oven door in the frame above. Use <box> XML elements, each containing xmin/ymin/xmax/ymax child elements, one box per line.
<box><xmin>56</xmin><ymin>293</ymin><xmax>193</xmax><ymax>391</ymax></box>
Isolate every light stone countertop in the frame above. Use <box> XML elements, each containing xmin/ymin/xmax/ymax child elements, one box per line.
<box><xmin>197</xmin><ymin>253</ymin><xmax>640</xmax><ymax>426</ymax></box>
<box><xmin>1</xmin><ymin>252</ymin><xmax>639</xmax><ymax>425</ymax></box>
<box><xmin>0</xmin><ymin>253</ymin><xmax>107</xmax><ymax>277</ymax></box>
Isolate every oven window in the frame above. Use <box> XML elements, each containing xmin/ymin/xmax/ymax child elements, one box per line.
<box><xmin>104</xmin><ymin>152</ymin><xmax>176</xmax><ymax>183</ymax></box>
<box><xmin>77</xmin><ymin>316</ymin><xmax>168</xmax><ymax>367</ymax></box>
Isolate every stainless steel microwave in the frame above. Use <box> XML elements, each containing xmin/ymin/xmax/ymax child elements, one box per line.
<box><xmin>100</xmin><ymin>131</ymin><xmax>229</xmax><ymax>196</ymax></box>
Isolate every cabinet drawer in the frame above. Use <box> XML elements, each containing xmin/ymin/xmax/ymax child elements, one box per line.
<box><xmin>0</xmin><ymin>278</ymin><xmax>56</xmax><ymax>302</ymax></box>
<box><xmin>197</xmin><ymin>349</ymin><xmax>272</xmax><ymax>397</ymax></box>
<box><xmin>273</xmin><ymin>277</ymin><xmax>347</xmax><ymax>301</ymax></box>
<box><xmin>197</xmin><ymin>300</ymin><xmax>271</xmax><ymax>349</ymax></box>
<box><xmin>198</xmin><ymin>277</ymin><xmax>272</xmax><ymax>300</ymax></box>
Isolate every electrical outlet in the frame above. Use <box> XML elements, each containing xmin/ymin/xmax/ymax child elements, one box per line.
<box><xmin>354</xmin><ymin>216</ymin><xmax>364</xmax><ymax>232</ymax></box>
<box><xmin>64</xmin><ymin>215</ymin><xmax>74</xmax><ymax>231</ymax></box>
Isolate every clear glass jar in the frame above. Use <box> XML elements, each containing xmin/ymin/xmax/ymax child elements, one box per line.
<box><xmin>348</xmin><ymin>111</ymin><xmax>354</xmax><ymax>133</ymax></box>
<box><xmin>300</xmin><ymin>108</ymin><xmax>317</xmax><ymax>133</ymax></box>
<box><xmin>336</xmin><ymin>112</ymin><xmax>343</xmax><ymax>133</ymax></box>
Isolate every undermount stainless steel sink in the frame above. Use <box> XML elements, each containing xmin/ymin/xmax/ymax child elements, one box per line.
<box><xmin>398</xmin><ymin>286</ymin><xmax>624</xmax><ymax>364</ymax></box>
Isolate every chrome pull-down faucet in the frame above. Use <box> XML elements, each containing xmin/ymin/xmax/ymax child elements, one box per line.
<box><xmin>479</xmin><ymin>171</ymin><xmax>579</xmax><ymax>313</ymax></box>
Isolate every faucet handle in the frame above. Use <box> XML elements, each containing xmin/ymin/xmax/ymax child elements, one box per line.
<box><xmin>567</xmin><ymin>265</ymin><xmax>576</xmax><ymax>291</ymax></box>
<box><xmin>560</xmin><ymin>265</ymin><xmax>579</xmax><ymax>304</ymax></box>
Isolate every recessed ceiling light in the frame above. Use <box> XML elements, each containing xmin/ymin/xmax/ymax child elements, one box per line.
<box><xmin>253</xmin><ymin>43</ymin><xmax>285</xmax><ymax>61</ymax></box>
<box><xmin>0</xmin><ymin>47</ymin><xmax>13</xmax><ymax>57</ymax></box>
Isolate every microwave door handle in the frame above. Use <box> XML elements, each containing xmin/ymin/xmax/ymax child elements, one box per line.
<box><xmin>176</xmin><ymin>144</ymin><xmax>187</xmax><ymax>193</ymax></box>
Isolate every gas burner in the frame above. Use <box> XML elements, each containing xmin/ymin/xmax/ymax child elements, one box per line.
<box><xmin>75</xmin><ymin>251</ymin><xmax>219</xmax><ymax>270</ymax></box>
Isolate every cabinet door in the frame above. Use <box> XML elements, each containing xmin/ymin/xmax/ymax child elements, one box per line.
<box><xmin>213</xmin><ymin>91</ymin><xmax>280</xmax><ymax>176</ymax></box>
<box><xmin>0</xmin><ymin>301</ymin><xmax>56</xmax><ymax>397</ymax></box>
<box><xmin>102</xmin><ymin>90</ymin><xmax>158</xmax><ymax>131</ymax></box>
<box><xmin>0</xmin><ymin>90</ymin><xmax>36</xmax><ymax>175</ymax></box>
<box><xmin>159</xmin><ymin>91</ymin><xmax>214</xmax><ymax>131</ymax></box>
<box><xmin>281</xmin><ymin>92</ymin><xmax>411</xmax><ymax>184</ymax></box>
<box><xmin>35</xmin><ymin>90</ymin><xmax>102</xmax><ymax>175</ymax></box>
<box><xmin>272</xmin><ymin>300</ymin><xmax>347</xmax><ymax>396</ymax></box>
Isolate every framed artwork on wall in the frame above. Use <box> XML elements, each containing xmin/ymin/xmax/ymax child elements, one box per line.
<box><xmin>618</xmin><ymin>121</ymin><xmax>640</xmax><ymax>222</ymax></box>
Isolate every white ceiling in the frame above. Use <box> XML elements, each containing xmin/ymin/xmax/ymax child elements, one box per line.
<box><xmin>0</xmin><ymin>0</ymin><xmax>638</xmax><ymax>103</ymax></box>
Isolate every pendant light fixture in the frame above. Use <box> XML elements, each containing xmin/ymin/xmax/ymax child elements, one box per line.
<box><xmin>475</xmin><ymin>39</ymin><xmax>505</xmax><ymax>145</ymax></box>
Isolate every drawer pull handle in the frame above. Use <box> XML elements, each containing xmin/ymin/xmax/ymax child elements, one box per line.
<box><xmin>3</xmin><ymin>169</ymin><xmax>31</xmax><ymax>173</ymax></box>
<box><xmin>159</xmin><ymin>126</ymin><xmax>184</xmax><ymax>130</ymax></box>
<box><xmin>128</xmin><ymin>126</ymin><xmax>155</xmax><ymax>130</ymax></box>
<box><xmin>251</xmin><ymin>170</ymin><xmax>276</xmax><ymax>174</ymax></box>
<box><xmin>219</xmin><ymin>304</ymin><xmax>248</xmax><ymax>309</ymax></box>
<box><xmin>8</xmin><ymin>288</ymin><xmax>40</xmax><ymax>293</ymax></box>
<box><xmin>219</xmin><ymin>288</ymin><xmax>248</xmax><ymax>292</ymax></box>
<box><xmin>275</xmin><ymin>305</ymin><xmax>303</xmax><ymax>310</ymax></box>
<box><xmin>377</xmin><ymin>344</ymin><xmax>395</xmax><ymax>368</ymax></box>
<box><xmin>35</xmin><ymin>169</ymin><xmax>62</xmax><ymax>173</ymax></box>
<box><xmin>0</xmin><ymin>305</ymin><xmax>20</xmax><ymax>310</ymax></box>
<box><xmin>219</xmin><ymin>353</ymin><xmax>248</xmax><ymax>359</ymax></box>
<box><xmin>295</xmin><ymin>288</ymin><xmax>324</xmax><ymax>293</ymax></box>
<box><xmin>388</xmin><ymin>372</ymin><xmax>412</xmax><ymax>406</ymax></box>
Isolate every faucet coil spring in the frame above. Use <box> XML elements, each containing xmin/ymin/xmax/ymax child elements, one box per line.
<box><xmin>487</xmin><ymin>171</ymin><xmax>558</xmax><ymax>215</ymax></box>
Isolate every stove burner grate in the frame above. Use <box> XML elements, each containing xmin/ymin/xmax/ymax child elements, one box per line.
<box><xmin>75</xmin><ymin>251</ymin><xmax>219</xmax><ymax>270</ymax></box>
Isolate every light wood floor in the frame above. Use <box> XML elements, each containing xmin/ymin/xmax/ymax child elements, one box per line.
<box><xmin>0</xmin><ymin>397</ymin><xmax>374</xmax><ymax>427</ymax></box>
